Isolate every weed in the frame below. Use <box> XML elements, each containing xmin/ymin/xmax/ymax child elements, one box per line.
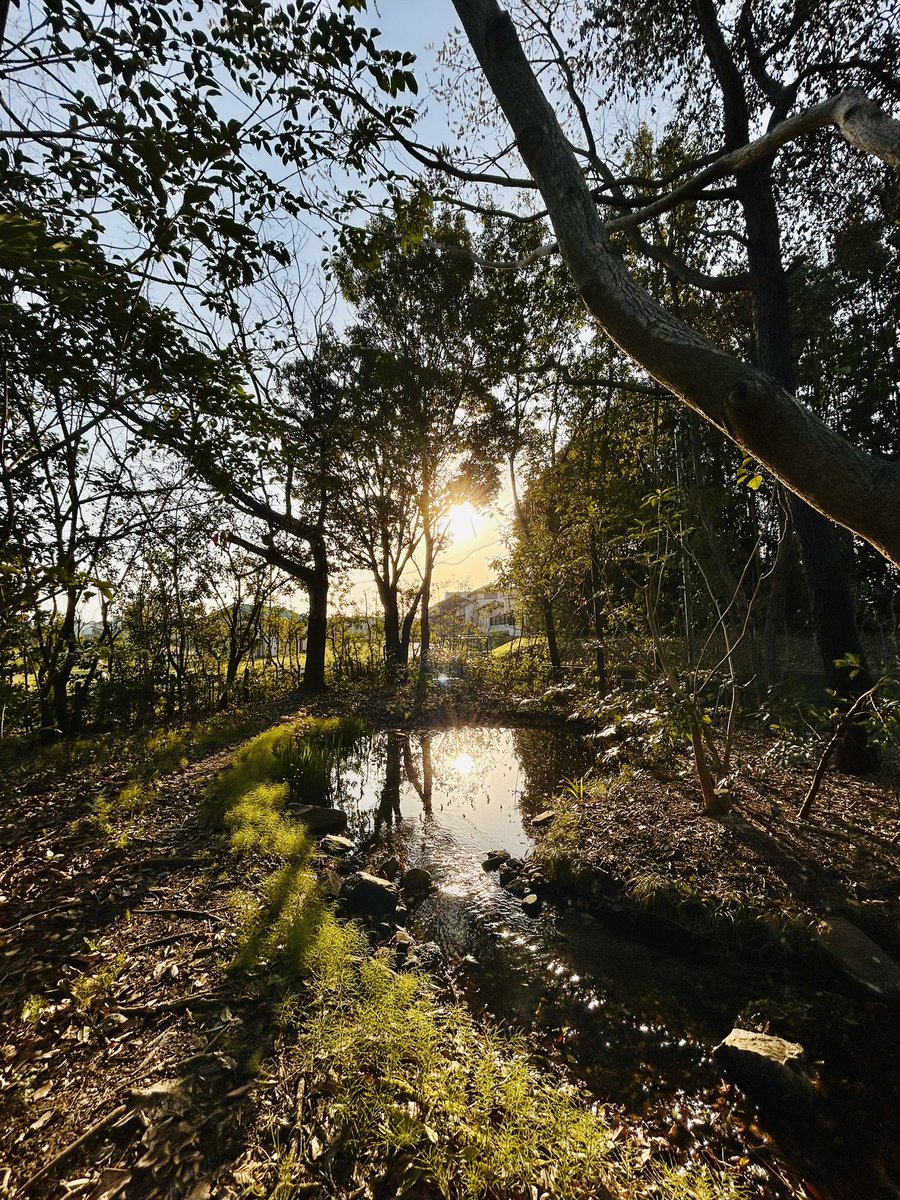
<box><xmin>21</xmin><ymin>994</ymin><xmax>49</xmax><ymax>1026</ymax></box>
<box><xmin>209</xmin><ymin>718</ymin><xmax>743</xmax><ymax>1200</ymax></box>
<box><xmin>71</xmin><ymin>951</ymin><xmax>126</xmax><ymax>1010</ymax></box>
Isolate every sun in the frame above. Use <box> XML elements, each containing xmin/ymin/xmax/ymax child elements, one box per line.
<box><xmin>446</xmin><ymin>501</ymin><xmax>486</xmax><ymax>544</ymax></box>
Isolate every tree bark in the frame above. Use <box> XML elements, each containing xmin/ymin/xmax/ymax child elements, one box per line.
<box><xmin>302</xmin><ymin>567</ymin><xmax>329</xmax><ymax>693</ymax></box>
<box><xmin>736</xmin><ymin>154</ymin><xmax>876</xmax><ymax>772</ymax></box>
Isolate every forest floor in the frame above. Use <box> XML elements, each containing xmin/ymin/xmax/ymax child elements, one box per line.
<box><xmin>1</xmin><ymin>686</ymin><xmax>899</xmax><ymax>1200</ymax></box>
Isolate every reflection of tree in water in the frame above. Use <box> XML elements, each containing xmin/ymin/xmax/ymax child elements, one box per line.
<box><xmin>371</xmin><ymin>731</ymin><xmax>436</xmax><ymax>835</ymax></box>
<box><xmin>512</xmin><ymin>728</ymin><xmax>595</xmax><ymax>815</ymax></box>
<box><xmin>403</xmin><ymin>732</ymin><xmax>433</xmax><ymax>815</ymax></box>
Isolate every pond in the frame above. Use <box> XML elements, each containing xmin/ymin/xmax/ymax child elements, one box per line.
<box><xmin>324</xmin><ymin>726</ymin><xmax>898</xmax><ymax>1200</ymax></box>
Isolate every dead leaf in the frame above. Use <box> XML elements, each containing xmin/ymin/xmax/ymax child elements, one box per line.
<box><xmin>29</xmin><ymin>1108</ymin><xmax>56</xmax><ymax>1132</ymax></box>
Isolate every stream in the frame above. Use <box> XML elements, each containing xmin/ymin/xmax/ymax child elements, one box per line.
<box><xmin>325</xmin><ymin>725</ymin><xmax>899</xmax><ymax>1200</ymax></box>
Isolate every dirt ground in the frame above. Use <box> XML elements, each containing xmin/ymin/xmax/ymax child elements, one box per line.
<box><xmin>1</xmin><ymin>697</ymin><xmax>898</xmax><ymax>1200</ymax></box>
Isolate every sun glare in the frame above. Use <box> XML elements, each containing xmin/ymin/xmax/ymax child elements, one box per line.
<box><xmin>446</xmin><ymin>501</ymin><xmax>485</xmax><ymax>543</ymax></box>
<box><xmin>451</xmin><ymin>753</ymin><xmax>475</xmax><ymax>775</ymax></box>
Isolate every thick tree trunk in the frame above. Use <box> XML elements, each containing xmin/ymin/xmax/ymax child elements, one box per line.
<box><xmin>302</xmin><ymin>569</ymin><xmax>329</xmax><ymax>693</ymax></box>
<box><xmin>450</xmin><ymin>0</ymin><xmax>900</xmax><ymax>566</ymax></box>
<box><xmin>737</xmin><ymin>163</ymin><xmax>876</xmax><ymax>772</ymax></box>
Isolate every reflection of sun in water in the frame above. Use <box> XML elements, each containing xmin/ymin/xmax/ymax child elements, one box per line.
<box><xmin>451</xmin><ymin>753</ymin><xmax>475</xmax><ymax>775</ymax></box>
<box><xmin>446</xmin><ymin>501</ymin><xmax>486</xmax><ymax>544</ymax></box>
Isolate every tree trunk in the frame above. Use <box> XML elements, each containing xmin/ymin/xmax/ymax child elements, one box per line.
<box><xmin>737</xmin><ymin>162</ymin><xmax>876</xmax><ymax>772</ymax></box>
<box><xmin>542</xmin><ymin>595</ymin><xmax>561</xmax><ymax>671</ymax></box>
<box><xmin>302</xmin><ymin>568</ymin><xmax>329</xmax><ymax>693</ymax></box>
<box><xmin>763</xmin><ymin>496</ymin><xmax>794</xmax><ymax>686</ymax></box>
<box><xmin>419</xmin><ymin>522</ymin><xmax>434</xmax><ymax>669</ymax></box>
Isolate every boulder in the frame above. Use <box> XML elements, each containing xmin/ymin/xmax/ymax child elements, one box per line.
<box><xmin>815</xmin><ymin>916</ymin><xmax>900</xmax><ymax>997</ymax></box>
<box><xmin>400</xmin><ymin>867</ymin><xmax>433</xmax><ymax>896</ymax></box>
<box><xmin>521</xmin><ymin>893</ymin><xmax>543</xmax><ymax>916</ymax></box>
<box><xmin>498</xmin><ymin>859</ymin><xmax>523</xmax><ymax>885</ymax></box>
<box><xmin>294</xmin><ymin>805</ymin><xmax>347</xmax><ymax>835</ymax></box>
<box><xmin>319</xmin><ymin>834</ymin><xmax>355</xmax><ymax>855</ymax></box>
<box><xmin>340</xmin><ymin>872</ymin><xmax>398</xmax><ymax>919</ymax></box>
<box><xmin>531</xmin><ymin>810</ymin><xmax>556</xmax><ymax>828</ymax></box>
<box><xmin>715</xmin><ymin>1028</ymin><xmax>812</xmax><ymax>1102</ymax></box>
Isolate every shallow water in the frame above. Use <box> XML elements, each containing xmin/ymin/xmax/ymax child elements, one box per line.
<box><xmin>327</xmin><ymin>726</ymin><xmax>900</xmax><ymax>1200</ymax></box>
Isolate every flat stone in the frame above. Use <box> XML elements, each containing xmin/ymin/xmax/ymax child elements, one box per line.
<box><xmin>400</xmin><ymin>867</ymin><xmax>433</xmax><ymax>895</ymax></box>
<box><xmin>815</xmin><ymin>916</ymin><xmax>900</xmax><ymax>997</ymax></box>
<box><xmin>319</xmin><ymin>834</ymin><xmax>355</xmax><ymax>855</ymax></box>
<box><xmin>531</xmin><ymin>810</ymin><xmax>556</xmax><ymax>828</ymax></box>
<box><xmin>521</xmin><ymin>893</ymin><xmax>542</xmax><ymax>916</ymax></box>
<box><xmin>294</xmin><ymin>805</ymin><xmax>347</xmax><ymax>835</ymax></box>
<box><xmin>340</xmin><ymin>872</ymin><xmax>398</xmax><ymax>919</ymax></box>
<box><xmin>715</xmin><ymin>1029</ymin><xmax>812</xmax><ymax>1102</ymax></box>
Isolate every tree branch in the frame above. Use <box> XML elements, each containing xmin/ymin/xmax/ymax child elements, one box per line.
<box><xmin>451</xmin><ymin>0</ymin><xmax>900</xmax><ymax>566</ymax></box>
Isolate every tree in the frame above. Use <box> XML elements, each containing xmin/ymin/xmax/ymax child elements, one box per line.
<box><xmin>2</xmin><ymin>0</ymin><xmax>418</xmax><ymax>311</ymax></box>
<box><xmin>336</xmin><ymin>212</ymin><xmax>496</xmax><ymax>669</ymax></box>
<box><xmin>447</xmin><ymin>0</ymin><xmax>900</xmax><ymax>569</ymax></box>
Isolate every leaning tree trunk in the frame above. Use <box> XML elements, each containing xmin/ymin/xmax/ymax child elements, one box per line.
<box><xmin>738</xmin><ymin>162</ymin><xmax>876</xmax><ymax>773</ymax></box>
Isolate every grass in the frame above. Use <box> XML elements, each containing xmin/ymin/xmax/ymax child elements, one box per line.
<box><xmin>206</xmin><ymin>719</ymin><xmax>747</xmax><ymax>1200</ymax></box>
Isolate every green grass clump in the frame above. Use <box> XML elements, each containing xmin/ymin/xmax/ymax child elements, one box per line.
<box><xmin>21</xmin><ymin>994</ymin><xmax>50</xmax><ymax>1026</ymax></box>
<box><xmin>208</xmin><ymin>717</ymin><xmax>366</xmax><ymax>979</ymax></box>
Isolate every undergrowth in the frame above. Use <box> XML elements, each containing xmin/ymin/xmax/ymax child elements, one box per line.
<box><xmin>87</xmin><ymin>707</ymin><xmax>282</xmax><ymax>837</ymax></box>
<box><xmin>206</xmin><ymin>720</ymin><xmax>747</xmax><ymax>1200</ymax></box>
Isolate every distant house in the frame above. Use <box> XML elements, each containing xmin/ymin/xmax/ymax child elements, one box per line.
<box><xmin>431</xmin><ymin>587</ymin><xmax>520</xmax><ymax>639</ymax></box>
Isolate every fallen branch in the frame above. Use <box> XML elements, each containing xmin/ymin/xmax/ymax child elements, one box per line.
<box><xmin>20</xmin><ymin>1103</ymin><xmax>128</xmax><ymax>1193</ymax></box>
<box><xmin>131</xmin><ymin>907</ymin><xmax>223</xmax><ymax>922</ymax></box>
<box><xmin>798</xmin><ymin>684</ymin><xmax>880</xmax><ymax>820</ymax></box>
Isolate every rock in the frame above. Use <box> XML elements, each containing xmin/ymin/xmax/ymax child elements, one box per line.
<box><xmin>531</xmin><ymin>810</ymin><xmax>556</xmax><ymax>828</ymax></box>
<box><xmin>521</xmin><ymin>893</ymin><xmax>543</xmax><ymax>916</ymax></box>
<box><xmin>498</xmin><ymin>859</ymin><xmax>523</xmax><ymax>885</ymax></box>
<box><xmin>395</xmin><ymin>903</ymin><xmax>408</xmax><ymax>924</ymax></box>
<box><xmin>294</xmin><ymin>805</ymin><xmax>347</xmax><ymax>835</ymax></box>
<box><xmin>458</xmin><ymin>954</ymin><xmax>480</xmax><ymax>973</ymax></box>
<box><xmin>400</xmin><ymin>867</ymin><xmax>433</xmax><ymax>895</ymax></box>
<box><xmin>416</xmin><ymin>941</ymin><xmax>443</xmax><ymax>970</ymax></box>
<box><xmin>379</xmin><ymin>855</ymin><xmax>401</xmax><ymax>881</ymax></box>
<box><xmin>715</xmin><ymin>1029</ymin><xmax>812</xmax><ymax>1102</ymax></box>
<box><xmin>482</xmin><ymin>850</ymin><xmax>510</xmax><ymax>872</ymax></box>
<box><xmin>319</xmin><ymin>834</ymin><xmax>355</xmax><ymax>855</ymax></box>
<box><xmin>506</xmin><ymin>878</ymin><xmax>530</xmax><ymax>898</ymax></box>
<box><xmin>340</xmin><ymin>872</ymin><xmax>398</xmax><ymax>919</ymax></box>
<box><xmin>815</xmin><ymin>916</ymin><xmax>900</xmax><ymax>997</ymax></box>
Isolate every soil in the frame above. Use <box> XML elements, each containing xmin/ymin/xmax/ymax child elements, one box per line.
<box><xmin>551</xmin><ymin>728</ymin><xmax>900</xmax><ymax>957</ymax></box>
<box><xmin>1</xmin><ymin>691</ymin><xmax>898</xmax><ymax>1200</ymax></box>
